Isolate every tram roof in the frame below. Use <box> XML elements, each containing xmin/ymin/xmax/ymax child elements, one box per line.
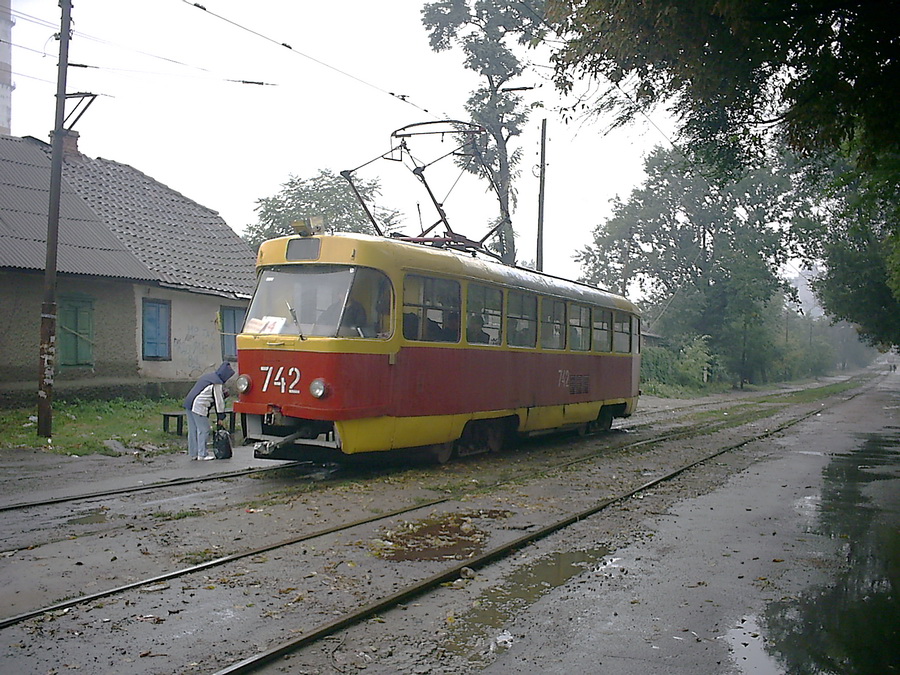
<box><xmin>257</xmin><ymin>232</ymin><xmax>640</xmax><ymax>315</ymax></box>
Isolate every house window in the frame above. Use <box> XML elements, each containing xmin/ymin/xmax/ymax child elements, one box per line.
<box><xmin>142</xmin><ymin>298</ymin><xmax>171</xmax><ymax>360</ymax></box>
<box><xmin>58</xmin><ymin>296</ymin><xmax>94</xmax><ymax>366</ymax></box>
<box><xmin>220</xmin><ymin>306</ymin><xmax>246</xmax><ymax>361</ymax></box>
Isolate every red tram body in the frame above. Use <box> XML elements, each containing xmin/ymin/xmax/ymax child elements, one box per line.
<box><xmin>234</xmin><ymin>233</ymin><xmax>640</xmax><ymax>462</ymax></box>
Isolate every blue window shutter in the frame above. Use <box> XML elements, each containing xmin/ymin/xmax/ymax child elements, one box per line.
<box><xmin>143</xmin><ymin>300</ymin><xmax>171</xmax><ymax>360</ymax></box>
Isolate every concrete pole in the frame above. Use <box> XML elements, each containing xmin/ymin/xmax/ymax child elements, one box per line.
<box><xmin>37</xmin><ymin>0</ymin><xmax>72</xmax><ymax>438</ymax></box>
<box><xmin>536</xmin><ymin>118</ymin><xmax>546</xmax><ymax>272</ymax></box>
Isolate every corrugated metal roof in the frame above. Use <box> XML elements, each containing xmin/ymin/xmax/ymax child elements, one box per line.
<box><xmin>0</xmin><ymin>134</ymin><xmax>257</xmax><ymax>299</ymax></box>
<box><xmin>0</xmin><ymin>135</ymin><xmax>154</xmax><ymax>280</ymax></box>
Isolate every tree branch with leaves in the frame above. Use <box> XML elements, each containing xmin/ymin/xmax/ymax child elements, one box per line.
<box><xmin>422</xmin><ymin>0</ymin><xmax>547</xmax><ymax>264</ymax></box>
<box><xmin>243</xmin><ymin>169</ymin><xmax>402</xmax><ymax>251</ymax></box>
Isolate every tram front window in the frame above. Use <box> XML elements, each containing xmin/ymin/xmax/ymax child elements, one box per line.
<box><xmin>243</xmin><ymin>265</ymin><xmax>393</xmax><ymax>338</ymax></box>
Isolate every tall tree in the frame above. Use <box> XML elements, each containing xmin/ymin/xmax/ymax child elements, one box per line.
<box><xmin>578</xmin><ymin>145</ymin><xmax>802</xmax><ymax>384</ymax></box>
<box><xmin>795</xmin><ymin>165</ymin><xmax>900</xmax><ymax>346</ymax></box>
<box><xmin>548</xmin><ymin>0</ymin><xmax>900</xmax><ymax>346</ymax></box>
<box><xmin>547</xmin><ymin>0</ymin><xmax>900</xmax><ymax>176</ymax></box>
<box><xmin>422</xmin><ymin>0</ymin><xmax>546</xmax><ymax>264</ymax></box>
<box><xmin>243</xmin><ymin>169</ymin><xmax>402</xmax><ymax>251</ymax></box>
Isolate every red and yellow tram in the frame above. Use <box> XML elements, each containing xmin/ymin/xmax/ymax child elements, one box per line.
<box><xmin>233</xmin><ymin>232</ymin><xmax>640</xmax><ymax>462</ymax></box>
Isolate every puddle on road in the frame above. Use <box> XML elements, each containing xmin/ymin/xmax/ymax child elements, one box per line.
<box><xmin>67</xmin><ymin>507</ymin><xmax>108</xmax><ymax>525</ymax></box>
<box><xmin>759</xmin><ymin>430</ymin><xmax>900</xmax><ymax>673</ymax></box>
<box><xmin>726</xmin><ymin>615</ymin><xmax>782</xmax><ymax>674</ymax></box>
<box><xmin>371</xmin><ymin>510</ymin><xmax>512</xmax><ymax>562</ymax></box>
<box><xmin>445</xmin><ymin>547</ymin><xmax>609</xmax><ymax>661</ymax></box>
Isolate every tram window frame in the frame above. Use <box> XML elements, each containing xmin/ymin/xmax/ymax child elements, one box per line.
<box><xmin>613</xmin><ymin>311</ymin><xmax>632</xmax><ymax>353</ymax></box>
<box><xmin>285</xmin><ymin>238</ymin><xmax>321</xmax><ymax>261</ymax></box>
<box><xmin>402</xmin><ymin>274</ymin><xmax>461</xmax><ymax>342</ymax></box>
<box><xmin>466</xmin><ymin>283</ymin><xmax>502</xmax><ymax>345</ymax></box>
<box><xmin>634</xmin><ymin>316</ymin><xmax>642</xmax><ymax>353</ymax></box>
<box><xmin>592</xmin><ymin>308</ymin><xmax>612</xmax><ymax>353</ymax></box>
<box><xmin>541</xmin><ymin>298</ymin><xmax>566</xmax><ymax>350</ymax></box>
<box><xmin>507</xmin><ymin>291</ymin><xmax>537</xmax><ymax>348</ymax></box>
<box><xmin>568</xmin><ymin>303</ymin><xmax>591</xmax><ymax>352</ymax></box>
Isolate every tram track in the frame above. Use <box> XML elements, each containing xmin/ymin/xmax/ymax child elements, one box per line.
<box><xmin>1</xmin><ymin>375</ymin><xmax>863</xmax><ymax>529</ymax></box>
<box><xmin>0</xmin><ymin>373</ymin><xmax>878</xmax><ymax>674</ymax></box>
<box><xmin>212</xmin><ymin>381</ymin><xmax>876</xmax><ymax>674</ymax></box>
<box><xmin>0</xmin><ymin>384</ymin><xmax>824</xmax><ymax>556</ymax></box>
<box><xmin>0</xmin><ymin>461</ymin><xmax>311</xmax><ymax>514</ymax></box>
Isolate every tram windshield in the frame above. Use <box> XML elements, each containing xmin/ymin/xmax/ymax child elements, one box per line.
<box><xmin>243</xmin><ymin>265</ymin><xmax>393</xmax><ymax>338</ymax></box>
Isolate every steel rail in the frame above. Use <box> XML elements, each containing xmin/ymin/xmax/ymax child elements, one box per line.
<box><xmin>0</xmin><ymin>460</ymin><xmax>308</xmax><ymax>513</ymax></box>
<box><xmin>0</xmin><ymin>414</ymin><xmax>748</xmax><ymax>630</ymax></box>
<box><xmin>1</xmin><ymin>376</ymin><xmax>866</xmax><ymax>516</ymax></box>
<box><xmin>0</xmin><ymin>377</ymin><xmax>876</xmax><ymax>639</ymax></box>
<box><xmin>212</xmin><ymin>387</ymin><xmax>873</xmax><ymax>674</ymax></box>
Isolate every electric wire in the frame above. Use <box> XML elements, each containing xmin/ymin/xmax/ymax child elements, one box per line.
<box><xmin>181</xmin><ymin>1</ymin><xmax>441</xmax><ymax>119</ymax></box>
<box><xmin>8</xmin><ymin>8</ymin><xmax>276</xmax><ymax>87</ymax></box>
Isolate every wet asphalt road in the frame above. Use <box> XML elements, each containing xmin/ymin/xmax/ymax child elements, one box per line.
<box><xmin>480</xmin><ymin>372</ymin><xmax>900</xmax><ymax>675</ymax></box>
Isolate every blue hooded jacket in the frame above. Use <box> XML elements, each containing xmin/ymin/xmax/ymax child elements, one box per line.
<box><xmin>184</xmin><ymin>362</ymin><xmax>235</xmax><ymax>419</ymax></box>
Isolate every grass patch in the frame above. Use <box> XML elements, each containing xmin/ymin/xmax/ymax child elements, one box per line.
<box><xmin>178</xmin><ymin>549</ymin><xmax>221</xmax><ymax>565</ymax></box>
<box><xmin>0</xmin><ymin>397</ymin><xmax>187</xmax><ymax>456</ymax></box>
<box><xmin>751</xmin><ymin>377</ymin><xmax>867</xmax><ymax>405</ymax></box>
<box><xmin>640</xmin><ymin>381</ymin><xmax>734</xmax><ymax>398</ymax></box>
<box><xmin>150</xmin><ymin>509</ymin><xmax>205</xmax><ymax>521</ymax></box>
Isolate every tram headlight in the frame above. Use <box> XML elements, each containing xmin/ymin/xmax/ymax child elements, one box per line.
<box><xmin>235</xmin><ymin>374</ymin><xmax>252</xmax><ymax>393</ymax></box>
<box><xmin>309</xmin><ymin>378</ymin><xmax>330</xmax><ymax>399</ymax></box>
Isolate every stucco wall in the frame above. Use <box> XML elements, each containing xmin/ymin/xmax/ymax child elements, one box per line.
<box><xmin>134</xmin><ymin>285</ymin><xmax>248</xmax><ymax>380</ymax></box>
<box><xmin>0</xmin><ymin>271</ymin><xmax>248</xmax><ymax>386</ymax></box>
<box><xmin>0</xmin><ymin>270</ymin><xmax>138</xmax><ymax>382</ymax></box>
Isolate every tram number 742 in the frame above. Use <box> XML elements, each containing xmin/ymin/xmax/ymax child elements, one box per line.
<box><xmin>259</xmin><ymin>365</ymin><xmax>302</xmax><ymax>394</ymax></box>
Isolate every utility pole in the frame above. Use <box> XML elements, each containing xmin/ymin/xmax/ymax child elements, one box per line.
<box><xmin>536</xmin><ymin>118</ymin><xmax>546</xmax><ymax>272</ymax></box>
<box><xmin>37</xmin><ymin>0</ymin><xmax>73</xmax><ymax>438</ymax></box>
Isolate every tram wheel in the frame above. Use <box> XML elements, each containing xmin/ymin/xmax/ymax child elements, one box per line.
<box><xmin>596</xmin><ymin>409</ymin><xmax>614</xmax><ymax>432</ymax></box>
<box><xmin>484</xmin><ymin>421</ymin><xmax>506</xmax><ymax>453</ymax></box>
<box><xmin>430</xmin><ymin>442</ymin><xmax>455</xmax><ymax>465</ymax></box>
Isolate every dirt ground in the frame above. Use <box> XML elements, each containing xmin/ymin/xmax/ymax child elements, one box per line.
<box><xmin>1</xmin><ymin>368</ymin><xmax>897</xmax><ymax>674</ymax></box>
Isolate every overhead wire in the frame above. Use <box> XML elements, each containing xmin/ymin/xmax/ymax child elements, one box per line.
<box><xmin>1</xmin><ymin>36</ymin><xmax>277</xmax><ymax>86</ymax></box>
<box><xmin>10</xmin><ymin>5</ymin><xmax>214</xmax><ymax>73</ymax></box>
<box><xmin>181</xmin><ymin>1</ymin><xmax>440</xmax><ymax>119</ymax></box>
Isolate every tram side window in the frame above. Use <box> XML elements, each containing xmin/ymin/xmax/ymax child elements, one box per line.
<box><xmin>344</xmin><ymin>267</ymin><xmax>393</xmax><ymax>338</ymax></box>
<box><xmin>507</xmin><ymin>291</ymin><xmax>537</xmax><ymax>348</ymax></box>
<box><xmin>568</xmin><ymin>304</ymin><xmax>591</xmax><ymax>351</ymax></box>
<box><xmin>634</xmin><ymin>316</ymin><xmax>641</xmax><ymax>353</ymax></box>
<box><xmin>403</xmin><ymin>275</ymin><xmax>461</xmax><ymax>342</ymax></box>
<box><xmin>541</xmin><ymin>298</ymin><xmax>566</xmax><ymax>350</ymax></box>
<box><xmin>592</xmin><ymin>309</ymin><xmax>612</xmax><ymax>352</ymax></box>
<box><xmin>613</xmin><ymin>312</ymin><xmax>632</xmax><ymax>353</ymax></box>
<box><xmin>466</xmin><ymin>284</ymin><xmax>502</xmax><ymax>345</ymax></box>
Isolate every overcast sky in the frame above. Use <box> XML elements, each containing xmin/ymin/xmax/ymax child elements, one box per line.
<box><xmin>9</xmin><ymin>0</ymin><xmax>671</xmax><ymax>280</ymax></box>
